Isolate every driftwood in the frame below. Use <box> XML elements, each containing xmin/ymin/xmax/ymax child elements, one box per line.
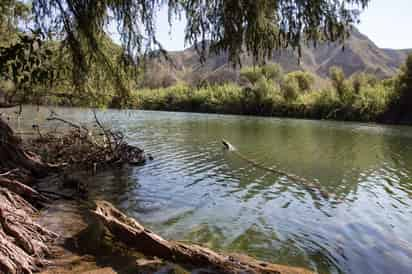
<box><xmin>93</xmin><ymin>201</ymin><xmax>313</xmax><ymax>274</ymax></box>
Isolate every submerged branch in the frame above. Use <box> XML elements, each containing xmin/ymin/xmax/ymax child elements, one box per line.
<box><xmin>222</xmin><ymin>139</ymin><xmax>330</xmax><ymax>199</ymax></box>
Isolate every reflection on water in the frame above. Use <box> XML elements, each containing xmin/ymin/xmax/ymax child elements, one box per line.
<box><xmin>5</xmin><ymin>106</ymin><xmax>412</xmax><ymax>274</ymax></box>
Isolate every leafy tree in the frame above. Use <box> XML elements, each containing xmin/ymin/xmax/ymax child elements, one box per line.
<box><xmin>0</xmin><ymin>32</ymin><xmax>56</xmax><ymax>108</ymax></box>
<box><xmin>382</xmin><ymin>54</ymin><xmax>412</xmax><ymax>123</ymax></box>
<box><xmin>0</xmin><ymin>0</ymin><xmax>30</xmax><ymax>46</ymax></box>
<box><xmin>397</xmin><ymin>54</ymin><xmax>412</xmax><ymax>93</ymax></box>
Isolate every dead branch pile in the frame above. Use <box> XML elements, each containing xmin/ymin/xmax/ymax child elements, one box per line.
<box><xmin>26</xmin><ymin>113</ymin><xmax>147</xmax><ymax>171</ymax></box>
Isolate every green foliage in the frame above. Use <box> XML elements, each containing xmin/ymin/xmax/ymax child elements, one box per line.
<box><xmin>240</xmin><ymin>63</ymin><xmax>283</xmax><ymax>85</ymax></box>
<box><xmin>396</xmin><ymin>54</ymin><xmax>412</xmax><ymax>94</ymax></box>
<box><xmin>284</xmin><ymin>71</ymin><xmax>315</xmax><ymax>92</ymax></box>
<box><xmin>0</xmin><ymin>0</ymin><xmax>30</xmax><ymax>46</ymax></box>
<box><xmin>350</xmin><ymin>72</ymin><xmax>378</xmax><ymax>94</ymax></box>
<box><xmin>0</xmin><ymin>32</ymin><xmax>56</xmax><ymax>105</ymax></box>
<box><xmin>240</xmin><ymin>67</ymin><xmax>263</xmax><ymax>84</ymax></box>
<box><xmin>353</xmin><ymin>84</ymin><xmax>391</xmax><ymax>120</ymax></box>
<box><xmin>261</xmin><ymin>64</ymin><xmax>283</xmax><ymax>82</ymax></box>
<box><xmin>281</xmin><ymin>77</ymin><xmax>300</xmax><ymax>102</ymax></box>
<box><xmin>329</xmin><ymin>66</ymin><xmax>352</xmax><ymax>102</ymax></box>
<box><xmin>128</xmin><ymin>64</ymin><xmax>399</xmax><ymax>123</ymax></box>
<box><xmin>380</xmin><ymin>54</ymin><xmax>412</xmax><ymax>123</ymax></box>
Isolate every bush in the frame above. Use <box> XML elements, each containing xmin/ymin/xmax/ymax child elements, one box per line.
<box><xmin>240</xmin><ymin>64</ymin><xmax>283</xmax><ymax>86</ymax></box>
<box><xmin>284</xmin><ymin>71</ymin><xmax>315</xmax><ymax>92</ymax></box>
<box><xmin>329</xmin><ymin>66</ymin><xmax>355</xmax><ymax>104</ymax></box>
<box><xmin>281</xmin><ymin>76</ymin><xmax>300</xmax><ymax>102</ymax></box>
<box><xmin>240</xmin><ymin>67</ymin><xmax>263</xmax><ymax>84</ymax></box>
<box><xmin>261</xmin><ymin>63</ymin><xmax>283</xmax><ymax>82</ymax></box>
<box><xmin>353</xmin><ymin>84</ymin><xmax>391</xmax><ymax>120</ymax></box>
<box><xmin>350</xmin><ymin>72</ymin><xmax>378</xmax><ymax>94</ymax></box>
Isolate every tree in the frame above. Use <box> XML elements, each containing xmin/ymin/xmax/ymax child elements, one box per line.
<box><xmin>381</xmin><ymin>54</ymin><xmax>412</xmax><ymax>123</ymax></box>
<box><xmin>0</xmin><ymin>0</ymin><xmax>30</xmax><ymax>46</ymax></box>
<box><xmin>0</xmin><ymin>33</ymin><xmax>56</xmax><ymax>108</ymax></box>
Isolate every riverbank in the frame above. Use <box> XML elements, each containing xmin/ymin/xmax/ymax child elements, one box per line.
<box><xmin>125</xmin><ymin>83</ymin><xmax>391</xmax><ymax>122</ymax></box>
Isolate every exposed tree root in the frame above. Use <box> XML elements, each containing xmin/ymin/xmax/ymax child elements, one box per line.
<box><xmin>0</xmin><ymin>188</ymin><xmax>57</xmax><ymax>274</ymax></box>
<box><xmin>0</xmin><ymin>117</ymin><xmax>58</xmax><ymax>273</ymax></box>
<box><xmin>93</xmin><ymin>201</ymin><xmax>313</xmax><ymax>274</ymax></box>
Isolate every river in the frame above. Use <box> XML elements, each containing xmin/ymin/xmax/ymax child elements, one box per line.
<box><xmin>5</xmin><ymin>106</ymin><xmax>412</xmax><ymax>274</ymax></box>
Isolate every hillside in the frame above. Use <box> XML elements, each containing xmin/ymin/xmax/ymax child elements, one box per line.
<box><xmin>149</xmin><ymin>28</ymin><xmax>411</xmax><ymax>84</ymax></box>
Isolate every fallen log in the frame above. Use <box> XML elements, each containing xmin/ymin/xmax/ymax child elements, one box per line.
<box><xmin>93</xmin><ymin>201</ymin><xmax>313</xmax><ymax>274</ymax></box>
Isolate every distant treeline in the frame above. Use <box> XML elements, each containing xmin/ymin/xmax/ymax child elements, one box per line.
<box><xmin>124</xmin><ymin>55</ymin><xmax>412</xmax><ymax>124</ymax></box>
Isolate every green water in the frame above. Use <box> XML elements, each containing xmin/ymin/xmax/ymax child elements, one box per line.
<box><xmin>6</xmin><ymin>107</ymin><xmax>412</xmax><ymax>274</ymax></box>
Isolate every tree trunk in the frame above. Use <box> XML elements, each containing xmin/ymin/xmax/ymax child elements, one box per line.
<box><xmin>0</xmin><ymin>117</ymin><xmax>48</xmax><ymax>177</ymax></box>
<box><xmin>93</xmin><ymin>201</ymin><xmax>313</xmax><ymax>274</ymax></box>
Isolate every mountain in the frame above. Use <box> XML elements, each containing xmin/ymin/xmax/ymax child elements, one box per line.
<box><xmin>149</xmin><ymin>28</ymin><xmax>411</xmax><ymax>85</ymax></box>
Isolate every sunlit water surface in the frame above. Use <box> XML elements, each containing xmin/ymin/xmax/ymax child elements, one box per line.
<box><xmin>5</xmin><ymin>107</ymin><xmax>412</xmax><ymax>274</ymax></box>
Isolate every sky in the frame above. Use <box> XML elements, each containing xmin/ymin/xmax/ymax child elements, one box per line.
<box><xmin>155</xmin><ymin>0</ymin><xmax>411</xmax><ymax>51</ymax></box>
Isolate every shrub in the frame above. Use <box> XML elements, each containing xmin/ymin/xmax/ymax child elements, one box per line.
<box><xmin>353</xmin><ymin>84</ymin><xmax>391</xmax><ymax>120</ymax></box>
<box><xmin>281</xmin><ymin>76</ymin><xmax>300</xmax><ymax>102</ymax></box>
<box><xmin>350</xmin><ymin>72</ymin><xmax>378</xmax><ymax>94</ymax></box>
<box><xmin>329</xmin><ymin>66</ymin><xmax>354</xmax><ymax>104</ymax></box>
<box><xmin>240</xmin><ymin>66</ymin><xmax>263</xmax><ymax>84</ymax></box>
<box><xmin>261</xmin><ymin>63</ymin><xmax>283</xmax><ymax>82</ymax></box>
<box><xmin>329</xmin><ymin>66</ymin><xmax>346</xmax><ymax>96</ymax></box>
<box><xmin>285</xmin><ymin>71</ymin><xmax>315</xmax><ymax>92</ymax></box>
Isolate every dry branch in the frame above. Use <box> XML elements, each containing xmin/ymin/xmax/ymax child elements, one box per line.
<box><xmin>28</xmin><ymin>114</ymin><xmax>147</xmax><ymax>171</ymax></box>
<box><xmin>93</xmin><ymin>201</ymin><xmax>313</xmax><ymax>274</ymax></box>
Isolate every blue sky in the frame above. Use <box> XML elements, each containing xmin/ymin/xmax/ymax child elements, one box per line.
<box><xmin>155</xmin><ymin>0</ymin><xmax>411</xmax><ymax>51</ymax></box>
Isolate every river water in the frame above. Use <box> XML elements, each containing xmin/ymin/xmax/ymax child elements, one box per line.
<box><xmin>5</xmin><ymin>106</ymin><xmax>412</xmax><ymax>274</ymax></box>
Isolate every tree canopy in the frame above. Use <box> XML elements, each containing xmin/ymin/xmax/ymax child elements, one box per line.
<box><xmin>32</xmin><ymin>0</ymin><xmax>371</xmax><ymax>63</ymax></box>
<box><xmin>1</xmin><ymin>0</ymin><xmax>372</xmax><ymax>106</ymax></box>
